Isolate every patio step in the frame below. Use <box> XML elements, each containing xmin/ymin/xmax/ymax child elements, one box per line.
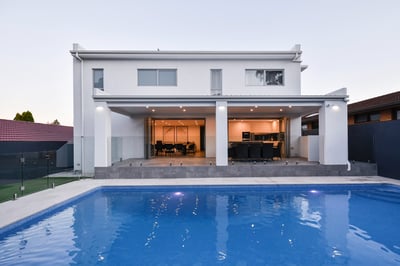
<box><xmin>95</xmin><ymin>162</ymin><xmax>377</xmax><ymax>179</ymax></box>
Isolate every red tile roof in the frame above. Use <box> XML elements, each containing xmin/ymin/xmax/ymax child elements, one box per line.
<box><xmin>0</xmin><ymin>119</ymin><xmax>73</xmax><ymax>142</ymax></box>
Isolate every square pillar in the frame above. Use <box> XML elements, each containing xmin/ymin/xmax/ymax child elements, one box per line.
<box><xmin>216</xmin><ymin>101</ymin><xmax>228</xmax><ymax>166</ymax></box>
<box><xmin>289</xmin><ymin>117</ymin><xmax>302</xmax><ymax>157</ymax></box>
<box><xmin>319</xmin><ymin>100</ymin><xmax>348</xmax><ymax>164</ymax></box>
<box><xmin>94</xmin><ymin>102</ymin><xmax>112</xmax><ymax>167</ymax></box>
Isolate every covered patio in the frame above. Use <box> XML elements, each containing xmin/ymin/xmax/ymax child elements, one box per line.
<box><xmin>93</xmin><ymin>92</ymin><xmax>349</xmax><ymax>173</ymax></box>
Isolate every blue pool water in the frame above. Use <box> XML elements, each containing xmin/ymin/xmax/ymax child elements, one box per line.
<box><xmin>1</xmin><ymin>185</ymin><xmax>400</xmax><ymax>265</ymax></box>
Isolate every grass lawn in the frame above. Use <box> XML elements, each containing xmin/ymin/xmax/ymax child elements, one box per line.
<box><xmin>0</xmin><ymin>177</ymin><xmax>81</xmax><ymax>203</ymax></box>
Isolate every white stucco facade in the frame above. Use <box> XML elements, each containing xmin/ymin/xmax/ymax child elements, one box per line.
<box><xmin>71</xmin><ymin>44</ymin><xmax>349</xmax><ymax>176</ymax></box>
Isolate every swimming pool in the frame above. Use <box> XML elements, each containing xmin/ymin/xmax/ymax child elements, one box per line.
<box><xmin>1</xmin><ymin>184</ymin><xmax>400</xmax><ymax>265</ymax></box>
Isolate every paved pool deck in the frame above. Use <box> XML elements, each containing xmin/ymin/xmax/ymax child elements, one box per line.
<box><xmin>1</xmin><ymin>176</ymin><xmax>400</xmax><ymax>231</ymax></box>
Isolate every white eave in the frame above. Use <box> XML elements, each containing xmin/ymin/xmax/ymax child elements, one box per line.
<box><xmin>93</xmin><ymin>94</ymin><xmax>349</xmax><ymax>104</ymax></box>
<box><xmin>70</xmin><ymin>49</ymin><xmax>302</xmax><ymax>61</ymax></box>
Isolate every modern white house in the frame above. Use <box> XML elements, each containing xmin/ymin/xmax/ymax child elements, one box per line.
<box><xmin>71</xmin><ymin>44</ymin><xmax>348</xmax><ymax>176</ymax></box>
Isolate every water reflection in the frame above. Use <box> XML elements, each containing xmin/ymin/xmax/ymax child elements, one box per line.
<box><xmin>293</xmin><ymin>196</ymin><xmax>322</xmax><ymax>229</ymax></box>
<box><xmin>0</xmin><ymin>207</ymin><xmax>77</xmax><ymax>266</ymax></box>
<box><xmin>1</xmin><ymin>187</ymin><xmax>400</xmax><ymax>265</ymax></box>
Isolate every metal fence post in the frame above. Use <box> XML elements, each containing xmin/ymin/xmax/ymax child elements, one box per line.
<box><xmin>20</xmin><ymin>154</ymin><xmax>25</xmax><ymax>196</ymax></box>
<box><xmin>46</xmin><ymin>153</ymin><xmax>50</xmax><ymax>188</ymax></box>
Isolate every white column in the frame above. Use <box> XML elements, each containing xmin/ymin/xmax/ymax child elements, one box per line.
<box><xmin>319</xmin><ymin>100</ymin><xmax>348</xmax><ymax>164</ymax></box>
<box><xmin>215</xmin><ymin>101</ymin><xmax>228</xmax><ymax>166</ymax></box>
<box><xmin>94</xmin><ymin>102</ymin><xmax>112</xmax><ymax>167</ymax></box>
<box><xmin>289</xmin><ymin>116</ymin><xmax>302</xmax><ymax>157</ymax></box>
<box><xmin>205</xmin><ymin>115</ymin><xmax>216</xmax><ymax>158</ymax></box>
<box><xmin>72</xmin><ymin>55</ymin><xmax>83</xmax><ymax>172</ymax></box>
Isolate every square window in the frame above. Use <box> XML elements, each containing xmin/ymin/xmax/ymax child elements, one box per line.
<box><xmin>245</xmin><ymin>70</ymin><xmax>264</xmax><ymax>86</ymax></box>
<box><xmin>265</xmin><ymin>71</ymin><xmax>283</xmax><ymax>85</ymax></box>
<box><xmin>245</xmin><ymin>69</ymin><xmax>284</xmax><ymax>86</ymax></box>
<box><xmin>355</xmin><ymin>114</ymin><xmax>368</xmax><ymax>123</ymax></box>
<box><xmin>158</xmin><ymin>69</ymin><xmax>177</xmax><ymax>86</ymax></box>
<box><xmin>138</xmin><ymin>69</ymin><xmax>157</xmax><ymax>86</ymax></box>
<box><xmin>369</xmin><ymin>113</ymin><xmax>380</xmax><ymax>122</ymax></box>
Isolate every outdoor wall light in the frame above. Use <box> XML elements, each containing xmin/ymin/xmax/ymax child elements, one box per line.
<box><xmin>326</xmin><ymin>104</ymin><xmax>340</xmax><ymax>111</ymax></box>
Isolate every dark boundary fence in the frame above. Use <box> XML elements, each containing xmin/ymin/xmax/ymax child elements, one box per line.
<box><xmin>349</xmin><ymin>120</ymin><xmax>400</xmax><ymax>179</ymax></box>
<box><xmin>0</xmin><ymin>151</ymin><xmax>72</xmax><ymax>185</ymax></box>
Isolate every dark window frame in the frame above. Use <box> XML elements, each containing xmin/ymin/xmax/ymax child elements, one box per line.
<box><xmin>245</xmin><ymin>69</ymin><xmax>284</xmax><ymax>86</ymax></box>
<box><xmin>354</xmin><ymin>112</ymin><xmax>382</xmax><ymax>123</ymax></box>
<box><xmin>369</xmin><ymin>112</ymin><xmax>380</xmax><ymax>122</ymax></box>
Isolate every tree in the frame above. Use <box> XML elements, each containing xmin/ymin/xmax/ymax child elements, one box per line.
<box><xmin>14</xmin><ymin>111</ymin><xmax>34</xmax><ymax>122</ymax></box>
<box><xmin>51</xmin><ymin>119</ymin><xmax>60</xmax><ymax>125</ymax></box>
<box><xmin>14</xmin><ymin>113</ymin><xmax>22</xmax><ymax>121</ymax></box>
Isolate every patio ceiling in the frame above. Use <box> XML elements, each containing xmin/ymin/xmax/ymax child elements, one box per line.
<box><xmin>109</xmin><ymin>105</ymin><xmax>320</xmax><ymax>119</ymax></box>
<box><xmin>99</xmin><ymin>94</ymin><xmax>345</xmax><ymax>119</ymax></box>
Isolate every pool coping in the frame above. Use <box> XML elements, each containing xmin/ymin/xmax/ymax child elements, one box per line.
<box><xmin>1</xmin><ymin>176</ymin><xmax>399</xmax><ymax>231</ymax></box>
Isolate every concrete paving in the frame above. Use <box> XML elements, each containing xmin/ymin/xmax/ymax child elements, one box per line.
<box><xmin>1</xmin><ymin>176</ymin><xmax>399</xmax><ymax>232</ymax></box>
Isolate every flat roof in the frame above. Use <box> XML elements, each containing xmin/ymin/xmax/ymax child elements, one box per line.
<box><xmin>70</xmin><ymin>44</ymin><xmax>303</xmax><ymax>61</ymax></box>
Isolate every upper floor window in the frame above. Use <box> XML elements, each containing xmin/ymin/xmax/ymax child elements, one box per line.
<box><xmin>245</xmin><ymin>69</ymin><xmax>284</xmax><ymax>86</ymax></box>
<box><xmin>210</xmin><ymin>69</ymin><xmax>222</xmax><ymax>95</ymax></box>
<box><xmin>138</xmin><ymin>69</ymin><xmax>177</xmax><ymax>86</ymax></box>
<box><xmin>93</xmin><ymin>69</ymin><xmax>104</xmax><ymax>90</ymax></box>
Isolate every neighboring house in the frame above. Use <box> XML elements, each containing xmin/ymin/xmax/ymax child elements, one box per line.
<box><xmin>348</xmin><ymin>91</ymin><xmax>400</xmax><ymax>178</ymax></box>
<box><xmin>71</xmin><ymin>44</ymin><xmax>348</xmax><ymax>176</ymax></box>
<box><xmin>348</xmin><ymin>91</ymin><xmax>400</xmax><ymax>124</ymax></box>
<box><xmin>303</xmin><ymin>91</ymin><xmax>400</xmax><ymax>134</ymax></box>
<box><xmin>302</xmin><ymin>91</ymin><xmax>400</xmax><ymax>178</ymax></box>
<box><xmin>0</xmin><ymin>119</ymin><xmax>73</xmax><ymax>153</ymax></box>
<box><xmin>0</xmin><ymin>119</ymin><xmax>73</xmax><ymax>181</ymax></box>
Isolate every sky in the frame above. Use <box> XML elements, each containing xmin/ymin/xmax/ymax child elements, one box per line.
<box><xmin>0</xmin><ymin>0</ymin><xmax>399</xmax><ymax>126</ymax></box>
